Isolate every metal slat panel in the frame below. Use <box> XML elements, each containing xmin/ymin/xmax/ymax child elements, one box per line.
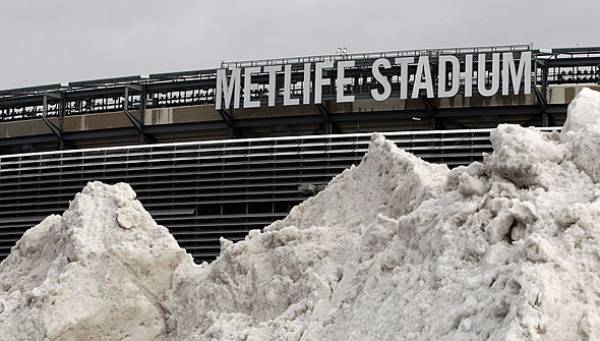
<box><xmin>0</xmin><ymin>128</ymin><xmax>512</xmax><ymax>262</ymax></box>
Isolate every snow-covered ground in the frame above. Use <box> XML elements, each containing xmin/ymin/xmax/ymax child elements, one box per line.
<box><xmin>2</xmin><ymin>89</ymin><xmax>600</xmax><ymax>340</ymax></box>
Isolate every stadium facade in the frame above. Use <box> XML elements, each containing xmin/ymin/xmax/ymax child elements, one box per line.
<box><xmin>0</xmin><ymin>44</ymin><xmax>598</xmax><ymax>261</ymax></box>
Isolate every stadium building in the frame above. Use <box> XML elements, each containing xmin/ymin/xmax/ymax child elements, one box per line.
<box><xmin>0</xmin><ymin>44</ymin><xmax>598</xmax><ymax>261</ymax></box>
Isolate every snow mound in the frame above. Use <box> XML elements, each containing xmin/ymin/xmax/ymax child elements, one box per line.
<box><xmin>0</xmin><ymin>182</ymin><xmax>190</xmax><ymax>340</ymax></box>
<box><xmin>2</xmin><ymin>88</ymin><xmax>600</xmax><ymax>340</ymax></box>
<box><xmin>269</xmin><ymin>133</ymin><xmax>449</xmax><ymax>231</ymax></box>
<box><xmin>560</xmin><ymin>88</ymin><xmax>600</xmax><ymax>182</ymax></box>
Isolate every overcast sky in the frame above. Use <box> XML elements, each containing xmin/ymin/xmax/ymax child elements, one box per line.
<box><xmin>0</xmin><ymin>0</ymin><xmax>598</xmax><ymax>89</ymax></box>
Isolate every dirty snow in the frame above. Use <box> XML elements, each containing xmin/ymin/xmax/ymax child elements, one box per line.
<box><xmin>2</xmin><ymin>88</ymin><xmax>600</xmax><ymax>340</ymax></box>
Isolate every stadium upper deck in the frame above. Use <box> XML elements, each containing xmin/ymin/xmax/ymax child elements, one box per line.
<box><xmin>0</xmin><ymin>44</ymin><xmax>599</xmax><ymax>154</ymax></box>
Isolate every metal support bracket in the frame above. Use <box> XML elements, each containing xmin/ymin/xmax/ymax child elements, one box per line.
<box><xmin>42</xmin><ymin>93</ymin><xmax>70</xmax><ymax>149</ymax></box>
<box><xmin>533</xmin><ymin>86</ymin><xmax>550</xmax><ymax>127</ymax></box>
<box><xmin>217</xmin><ymin>109</ymin><xmax>244</xmax><ymax>138</ymax></box>
<box><xmin>316</xmin><ymin>104</ymin><xmax>340</xmax><ymax>134</ymax></box>
<box><xmin>124</xmin><ymin>85</ymin><xmax>154</xmax><ymax>143</ymax></box>
<box><xmin>421</xmin><ymin>96</ymin><xmax>441</xmax><ymax>129</ymax></box>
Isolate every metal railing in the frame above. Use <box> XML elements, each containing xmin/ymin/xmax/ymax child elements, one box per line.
<box><xmin>221</xmin><ymin>44</ymin><xmax>532</xmax><ymax>69</ymax></box>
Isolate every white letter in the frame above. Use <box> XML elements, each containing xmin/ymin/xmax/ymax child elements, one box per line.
<box><xmin>502</xmin><ymin>51</ymin><xmax>532</xmax><ymax>95</ymax></box>
<box><xmin>336</xmin><ymin>60</ymin><xmax>355</xmax><ymax>103</ymax></box>
<box><xmin>315</xmin><ymin>61</ymin><xmax>334</xmax><ymax>104</ymax></box>
<box><xmin>283</xmin><ymin>64</ymin><xmax>300</xmax><ymax>106</ymax></box>
<box><xmin>216</xmin><ymin>68</ymin><xmax>241</xmax><ymax>110</ymax></box>
<box><xmin>412</xmin><ymin>56</ymin><xmax>434</xmax><ymax>99</ymax></box>
<box><xmin>477</xmin><ymin>53</ymin><xmax>500</xmax><ymax>97</ymax></box>
<box><xmin>438</xmin><ymin>55</ymin><xmax>460</xmax><ymax>98</ymax></box>
<box><xmin>303</xmin><ymin>63</ymin><xmax>311</xmax><ymax>104</ymax></box>
<box><xmin>263</xmin><ymin>65</ymin><xmax>281</xmax><ymax>107</ymax></box>
<box><xmin>394</xmin><ymin>57</ymin><xmax>414</xmax><ymax>100</ymax></box>
<box><xmin>243</xmin><ymin>66</ymin><xmax>261</xmax><ymax>108</ymax></box>
<box><xmin>464</xmin><ymin>54</ymin><xmax>473</xmax><ymax>98</ymax></box>
<box><xmin>371</xmin><ymin>58</ymin><xmax>391</xmax><ymax>102</ymax></box>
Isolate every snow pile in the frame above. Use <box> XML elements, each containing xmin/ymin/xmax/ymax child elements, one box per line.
<box><xmin>165</xmin><ymin>136</ymin><xmax>449</xmax><ymax>340</ymax></box>
<box><xmin>561</xmin><ymin>88</ymin><xmax>600</xmax><ymax>182</ymax></box>
<box><xmin>2</xmin><ymin>88</ymin><xmax>600</xmax><ymax>340</ymax></box>
<box><xmin>0</xmin><ymin>183</ymin><xmax>190</xmax><ymax>340</ymax></box>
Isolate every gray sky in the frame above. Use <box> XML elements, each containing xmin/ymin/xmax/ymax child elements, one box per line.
<box><xmin>0</xmin><ymin>0</ymin><xmax>598</xmax><ymax>90</ymax></box>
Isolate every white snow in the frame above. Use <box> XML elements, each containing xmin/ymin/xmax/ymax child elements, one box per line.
<box><xmin>2</xmin><ymin>88</ymin><xmax>600</xmax><ymax>340</ymax></box>
<box><xmin>560</xmin><ymin>88</ymin><xmax>600</xmax><ymax>183</ymax></box>
<box><xmin>0</xmin><ymin>183</ymin><xmax>190</xmax><ymax>340</ymax></box>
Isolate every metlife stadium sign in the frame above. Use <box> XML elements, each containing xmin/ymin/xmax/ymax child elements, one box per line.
<box><xmin>215</xmin><ymin>51</ymin><xmax>532</xmax><ymax>110</ymax></box>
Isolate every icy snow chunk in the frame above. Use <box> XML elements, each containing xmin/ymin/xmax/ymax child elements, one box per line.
<box><xmin>562</xmin><ymin>88</ymin><xmax>600</xmax><ymax>134</ymax></box>
<box><xmin>447</xmin><ymin>162</ymin><xmax>489</xmax><ymax>196</ymax></box>
<box><xmin>510</xmin><ymin>200</ymin><xmax>537</xmax><ymax>225</ymax></box>
<box><xmin>487</xmin><ymin>124</ymin><xmax>565</xmax><ymax>185</ymax></box>
<box><xmin>560</xmin><ymin>88</ymin><xmax>600</xmax><ymax>182</ymax></box>
<box><xmin>485</xmin><ymin>211</ymin><xmax>514</xmax><ymax>244</ymax></box>
<box><xmin>116</xmin><ymin>206</ymin><xmax>139</xmax><ymax>229</ymax></box>
<box><xmin>523</xmin><ymin>234</ymin><xmax>552</xmax><ymax>263</ymax></box>
<box><xmin>116</xmin><ymin>204</ymin><xmax>148</xmax><ymax>230</ymax></box>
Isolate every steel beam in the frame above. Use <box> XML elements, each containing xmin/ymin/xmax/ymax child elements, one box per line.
<box><xmin>421</xmin><ymin>97</ymin><xmax>442</xmax><ymax>129</ymax></box>
<box><xmin>217</xmin><ymin>109</ymin><xmax>244</xmax><ymax>138</ymax></box>
<box><xmin>0</xmin><ymin>134</ymin><xmax>57</xmax><ymax>147</ymax></box>
<box><xmin>42</xmin><ymin>94</ymin><xmax>74</xmax><ymax>149</ymax></box>
<box><xmin>533</xmin><ymin>87</ymin><xmax>549</xmax><ymax>127</ymax></box>
<box><xmin>546</xmin><ymin>57</ymin><xmax>600</xmax><ymax>68</ymax></box>
<box><xmin>316</xmin><ymin>104</ymin><xmax>341</xmax><ymax>134</ymax></box>
<box><xmin>0</xmin><ymin>104</ymin><xmax>570</xmax><ymax>154</ymax></box>
<box><xmin>124</xmin><ymin>86</ymin><xmax>155</xmax><ymax>144</ymax></box>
